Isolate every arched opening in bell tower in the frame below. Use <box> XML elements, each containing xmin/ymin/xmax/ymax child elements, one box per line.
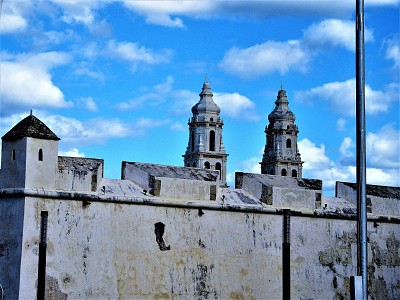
<box><xmin>216</xmin><ymin>162</ymin><xmax>221</xmax><ymax>180</ymax></box>
<box><xmin>292</xmin><ymin>169</ymin><xmax>297</xmax><ymax>177</ymax></box>
<box><xmin>191</xmin><ymin>131</ymin><xmax>195</xmax><ymax>152</ymax></box>
<box><xmin>286</xmin><ymin>138</ymin><xmax>292</xmax><ymax>148</ymax></box>
<box><xmin>209</xmin><ymin>130</ymin><xmax>215</xmax><ymax>151</ymax></box>
<box><xmin>281</xmin><ymin>169</ymin><xmax>287</xmax><ymax>176</ymax></box>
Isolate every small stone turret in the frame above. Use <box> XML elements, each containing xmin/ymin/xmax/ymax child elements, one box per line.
<box><xmin>261</xmin><ymin>87</ymin><xmax>303</xmax><ymax>177</ymax></box>
<box><xmin>0</xmin><ymin>113</ymin><xmax>60</xmax><ymax>189</ymax></box>
<box><xmin>183</xmin><ymin>79</ymin><xmax>229</xmax><ymax>186</ymax></box>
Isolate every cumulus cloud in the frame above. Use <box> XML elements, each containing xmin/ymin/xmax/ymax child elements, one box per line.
<box><xmin>116</xmin><ymin>77</ymin><xmax>259</xmax><ymax>121</ymax></box>
<box><xmin>121</xmin><ymin>1</ymin><xmax>397</xmax><ymax>28</ymax></box>
<box><xmin>77</xmin><ymin>97</ymin><xmax>98</xmax><ymax>112</ymax></box>
<box><xmin>214</xmin><ymin>92</ymin><xmax>259</xmax><ymax>120</ymax></box>
<box><xmin>385</xmin><ymin>37</ymin><xmax>400</xmax><ymax>69</ymax></box>
<box><xmin>59</xmin><ymin>148</ymin><xmax>85</xmax><ymax>157</ymax></box>
<box><xmin>115</xmin><ymin>76</ymin><xmax>174</xmax><ymax>111</ymax></box>
<box><xmin>0</xmin><ymin>13</ymin><xmax>27</xmax><ymax>33</ymax></box>
<box><xmin>219</xmin><ymin>40</ymin><xmax>309</xmax><ymax>77</ymax></box>
<box><xmin>295</xmin><ymin>79</ymin><xmax>398</xmax><ymax>116</ymax></box>
<box><xmin>41</xmin><ymin>115</ymin><xmax>130</xmax><ymax>145</ymax></box>
<box><xmin>0</xmin><ymin>0</ymin><xmax>30</xmax><ymax>34</ymax></box>
<box><xmin>366</xmin><ymin>124</ymin><xmax>400</xmax><ymax>169</ymax></box>
<box><xmin>303</xmin><ymin>19</ymin><xmax>374</xmax><ymax>51</ymax></box>
<box><xmin>49</xmin><ymin>0</ymin><xmax>105</xmax><ymax>25</ymax></box>
<box><xmin>1</xmin><ymin>52</ymin><xmax>73</xmax><ymax>114</ymax></box>
<box><xmin>106</xmin><ymin>41</ymin><xmax>173</xmax><ymax>69</ymax></box>
<box><xmin>219</xmin><ymin>18</ymin><xmax>375</xmax><ymax>78</ymax></box>
<box><xmin>122</xmin><ymin>1</ymin><xmax>215</xmax><ymax>27</ymax></box>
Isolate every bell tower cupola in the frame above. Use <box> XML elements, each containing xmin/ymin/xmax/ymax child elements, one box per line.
<box><xmin>261</xmin><ymin>86</ymin><xmax>303</xmax><ymax>177</ymax></box>
<box><xmin>183</xmin><ymin>79</ymin><xmax>229</xmax><ymax>187</ymax></box>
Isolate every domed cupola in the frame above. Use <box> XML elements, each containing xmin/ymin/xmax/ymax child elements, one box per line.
<box><xmin>261</xmin><ymin>86</ymin><xmax>303</xmax><ymax>178</ymax></box>
<box><xmin>191</xmin><ymin>81</ymin><xmax>221</xmax><ymax>115</ymax></box>
<box><xmin>268</xmin><ymin>89</ymin><xmax>296</xmax><ymax>123</ymax></box>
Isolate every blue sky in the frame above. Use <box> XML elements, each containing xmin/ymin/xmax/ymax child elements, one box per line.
<box><xmin>1</xmin><ymin>0</ymin><xmax>399</xmax><ymax>195</ymax></box>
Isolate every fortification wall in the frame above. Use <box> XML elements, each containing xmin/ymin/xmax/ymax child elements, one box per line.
<box><xmin>2</xmin><ymin>192</ymin><xmax>398</xmax><ymax>299</ymax></box>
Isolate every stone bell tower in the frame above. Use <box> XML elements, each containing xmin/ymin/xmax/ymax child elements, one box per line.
<box><xmin>261</xmin><ymin>86</ymin><xmax>303</xmax><ymax>177</ymax></box>
<box><xmin>183</xmin><ymin>79</ymin><xmax>229</xmax><ymax>186</ymax></box>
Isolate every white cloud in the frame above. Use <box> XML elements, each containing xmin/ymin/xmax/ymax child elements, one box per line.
<box><xmin>42</xmin><ymin>115</ymin><xmax>130</xmax><ymax>145</ymax></box>
<box><xmin>116</xmin><ymin>77</ymin><xmax>258</xmax><ymax>121</ymax></box>
<box><xmin>115</xmin><ymin>76</ymin><xmax>174</xmax><ymax>111</ymax></box>
<box><xmin>50</xmin><ymin>0</ymin><xmax>104</xmax><ymax>25</ymax></box>
<box><xmin>297</xmin><ymin>127</ymin><xmax>400</xmax><ymax>191</ymax></box>
<box><xmin>219</xmin><ymin>17</ymin><xmax>377</xmax><ymax>78</ymax></box>
<box><xmin>122</xmin><ymin>1</ymin><xmax>215</xmax><ymax>27</ymax></box>
<box><xmin>303</xmin><ymin>19</ymin><xmax>374</xmax><ymax>51</ymax></box>
<box><xmin>385</xmin><ymin>37</ymin><xmax>400</xmax><ymax>68</ymax></box>
<box><xmin>59</xmin><ymin>148</ymin><xmax>85</xmax><ymax>157</ymax></box>
<box><xmin>219</xmin><ymin>40</ymin><xmax>309</xmax><ymax>77</ymax></box>
<box><xmin>121</xmin><ymin>1</ymin><xmax>397</xmax><ymax>28</ymax></box>
<box><xmin>337</xmin><ymin>118</ymin><xmax>347</xmax><ymax>131</ymax></box>
<box><xmin>214</xmin><ymin>92</ymin><xmax>259</xmax><ymax>121</ymax></box>
<box><xmin>0</xmin><ymin>1</ymin><xmax>30</xmax><ymax>34</ymax></box>
<box><xmin>78</xmin><ymin>97</ymin><xmax>98</xmax><ymax>112</ymax></box>
<box><xmin>242</xmin><ymin>157</ymin><xmax>262</xmax><ymax>174</ymax></box>
<box><xmin>295</xmin><ymin>79</ymin><xmax>398</xmax><ymax>116</ymax></box>
<box><xmin>1</xmin><ymin>52</ymin><xmax>73</xmax><ymax>114</ymax></box>
<box><xmin>0</xmin><ymin>13</ymin><xmax>27</xmax><ymax>33</ymax></box>
<box><xmin>366</xmin><ymin>124</ymin><xmax>400</xmax><ymax>169</ymax></box>
<box><xmin>107</xmin><ymin>41</ymin><xmax>173</xmax><ymax>67</ymax></box>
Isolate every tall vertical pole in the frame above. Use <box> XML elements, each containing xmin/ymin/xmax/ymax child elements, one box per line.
<box><xmin>356</xmin><ymin>0</ymin><xmax>368</xmax><ymax>298</ymax></box>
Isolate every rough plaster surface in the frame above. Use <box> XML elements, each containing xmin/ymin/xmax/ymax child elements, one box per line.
<box><xmin>336</xmin><ymin>182</ymin><xmax>400</xmax><ymax>216</ymax></box>
<box><xmin>0</xmin><ymin>192</ymin><xmax>398</xmax><ymax>299</ymax></box>
<box><xmin>57</xmin><ymin>156</ymin><xmax>103</xmax><ymax>192</ymax></box>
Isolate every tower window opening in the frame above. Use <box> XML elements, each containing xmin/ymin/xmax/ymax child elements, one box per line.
<box><xmin>281</xmin><ymin>169</ymin><xmax>287</xmax><ymax>176</ymax></box>
<box><xmin>216</xmin><ymin>162</ymin><xmax>222</xmax><ymax>180</ymax></box>
<box><xmin>210</xmin><ymin>118</ymin><xmax>214</xmax><ymax>122</ymax></box>
<box><xmin>204</xmin><ymin>161</ymin><xmax>210</xmax><ymax>169</ymax></box>
<box><xmin>209</xmin><ymin>130</ymin><xmax>215</xmax><ymax>151</ymax></box>
<box><xmin>286</xmin><ymin>138</ymin><xmax>292</xmax><ymax>148</ymax></box>
<box><xmin>292</xmin><ymin>170</ymin><xmax>298</xmax><ymax>177</ymax></box>
<box><xmin>192</xmin><ymin>162</ymin><xmax>196</xmax><ymax>168</ymax></box>
<box><xmin>38</xmin><ymin>149</ymin><xmax>43</xmax><ymax>161</ymax></box>
<box><xmin>12</xmin><ymin>149</ymin><xmax>16</xmax><ymax>160</ymax></box>
<box><xmin>191</xmin><ymin>131</ymin><xmax>195</xmax><ymax>152</ymax></box>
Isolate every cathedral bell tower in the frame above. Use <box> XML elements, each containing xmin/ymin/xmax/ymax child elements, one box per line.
<box><xmin>183</xmin><ymin>79</ymin><xmax>229</xmax><ymax>187</ymax></box>
<box><xmin>261</xmin><ymin>87</ymin><xmax>303</xmax><ymax>177</ymax></box>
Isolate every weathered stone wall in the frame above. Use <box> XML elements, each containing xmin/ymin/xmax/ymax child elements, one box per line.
<box><xmin>236</xmin><ymin>172</ymin><xmax>322</xmax><ymax>210</ymax></box>
<box><xmin>0</xmin><ymin>198</ymin><xmax>25</xmax><ymax>299</ymax></box>
<box><xmin>336</xmin><ymin>181</ymin><xmax>400</xmax><ymax>216</ymax></box>
<box><xmin>122</xmin><ymin>162</ymin><xmax>219</xmax><ymax>201</ymax></box>
<box><xmin>4</xmin><ymin>193</ymin><xmax>399</xmax><ymax>299</ymax></box>
<box><xmin>0</xmin><ymin>139</ymin><xmax>27</xmax><ymax>188</ymax></box>
<box><xmin>56</xmin><ymin>157</ymin><xmax>103</xmax><ymax>192</ymax></box>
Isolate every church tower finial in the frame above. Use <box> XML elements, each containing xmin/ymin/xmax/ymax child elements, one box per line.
<box><xmin>260</xmin><ymin>87</ymin><xmax>303</xmax><ymax>177</ymax></box>
<box><xmin>183</xmin><ymin>80</ymin><xmax>229</xmax><ymax>187</ymax></box>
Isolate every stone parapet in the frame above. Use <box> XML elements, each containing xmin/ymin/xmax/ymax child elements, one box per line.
<box><xmin>122</xmin><ymin>162</ymin><xmax>220</xmax><ymax>201</ymax></box>
<box><xmin>336</xmin><ymin>181</ymin><xmax>400</xmax><ymax>216</ymax></box>
<box><xmin>235</xmin><ymin>172</ymin><xmax>322</xmax><ymax>210</ymax></box>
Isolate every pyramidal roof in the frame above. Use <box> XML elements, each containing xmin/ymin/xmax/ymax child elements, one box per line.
<box><xmin>2</xmin><ymin>113</ymin><xmax>60</xmax><ymax>142</ymax></box>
